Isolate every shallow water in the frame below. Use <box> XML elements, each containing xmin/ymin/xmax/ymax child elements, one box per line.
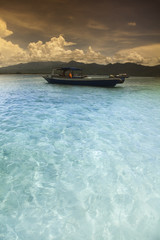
<box><xmin>0</xmin><ymin>75</ymin><xmax>160</xmax><ymax>240</ymax></box>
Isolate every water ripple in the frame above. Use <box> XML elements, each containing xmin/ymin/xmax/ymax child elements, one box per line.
<box><xmin>0</xmin><ymin>75</ymin><xmax>160</xmax><ymax>239</ymax></box>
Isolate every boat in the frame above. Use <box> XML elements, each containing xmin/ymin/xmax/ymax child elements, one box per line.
<box><xmin>43</xmin><ymin>67</ymin><xmax>127</xmax><ymax>87</ymax></box>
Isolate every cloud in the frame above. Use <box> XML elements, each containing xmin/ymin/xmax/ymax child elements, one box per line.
<box><xmin>0</xmin><ymin>38</ymin><xmax>27</xmax><ymax>66</ymax></box>
<box><xmin>27</xmin><ymin>35</ymin><xmax>76</xmax><ymax>62</ymax></box>
<box><xmin>1</xmin><ymin>34</ymin><xmax>160</xmax><ymax>67</ymax></box>
<box><xmin>113</xmin><ymin>50</ymin><xmax>145</xmax><ymax>64</ymax></box>
<box><xmin>114</xmin><ymin>44</ymin><xmax>160</xmax><ymax>65</ymax></box>
<box><xmin>0</xmin><ymin>18</ymin><xmax>13</xmax><ymax>37</ymax></box>
<box><xmin>131</xmin><ymin>44</ymin><xmax>160</xmax><ymax>58</ymax></box>
<box><xmin>128</xmin><ymin>22</ymin><xmax>136</xmax><ymax>27</ymax></box>
<box><xmin>0</xmin><ymin>20</ymin><xmax>160</xmax><ymax>67</ymax></box>
<box><xmin>87</xmin><ymin>20</ymin><xmax>109</xmax><ymax>30</ymax></box>
<box><xmin>27</xmin><ymin>36</ymin><xmax>106</xmax><ymax>64</ymax></box>
<box><xmin>1</xmin><ymin>0</ymin><xmax>160</xmax><ymax>60</ymax></box>
<box><xmin>0</xmin><ymin>19</ymin><xmax>27</xmax><ymax>66</ymax></box>
<box><xmin>0</xmin><ymin>32</ymin><xmax>107</xmax><ymax>66</ymax></box>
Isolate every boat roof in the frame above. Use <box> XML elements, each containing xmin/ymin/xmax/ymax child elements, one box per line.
<box><xmin>56</xmin><ymin>67</ymin><xmax>82</xmax><ymax>71</ymax></box>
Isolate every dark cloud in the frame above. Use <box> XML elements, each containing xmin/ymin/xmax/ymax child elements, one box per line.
<box><xmin>0</xmin><ymin>0</ymin><xmax>160</xmax><ymax>55</ymax></box>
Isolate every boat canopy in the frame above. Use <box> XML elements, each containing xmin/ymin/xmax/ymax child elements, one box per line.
<box><xmin>56</xmin><ymin>67</ymin><xmax>82</xmax><ymax>71</ymax></box>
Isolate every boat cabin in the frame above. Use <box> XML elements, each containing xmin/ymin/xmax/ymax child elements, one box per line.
<box><xmin>51</xmin><ymin>67</ymin><xmax>83</xmax><ymax>78</ymax></box>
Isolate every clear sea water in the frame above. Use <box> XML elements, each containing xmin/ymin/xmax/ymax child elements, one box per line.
<box><xmin>0</xmin><ymin>75</ymin><xmax>160</xmax><ymax>240</ymax></box>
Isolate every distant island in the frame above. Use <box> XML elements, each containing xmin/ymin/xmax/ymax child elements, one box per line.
<box><xmin>0</xmin><ymin>61</ymin><xmax>160</xmax><ymax>77</ymax></box>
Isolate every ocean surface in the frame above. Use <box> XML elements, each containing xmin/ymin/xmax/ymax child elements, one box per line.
<box><xmin>0</xmin><ymin>75</ymin><xmax>160</xmax><ymax>240</ymax></box>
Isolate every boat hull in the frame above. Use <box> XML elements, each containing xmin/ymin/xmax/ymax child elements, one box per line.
<box><xmin>43</xmin><ymin>76</ymin><xmax>124</xmax><ymax>87</ymax></box>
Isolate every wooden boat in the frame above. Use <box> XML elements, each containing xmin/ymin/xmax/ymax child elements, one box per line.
<box><xmin>43</xmin><ymin>67</ymin><xmax>127</xmax><ymax>87</ymax></box>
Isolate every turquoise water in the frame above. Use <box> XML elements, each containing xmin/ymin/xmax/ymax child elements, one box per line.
<box><xmin>0</xmin><ymin>75</ymin><xmax>160</xmax><ymax>240</ymax></box>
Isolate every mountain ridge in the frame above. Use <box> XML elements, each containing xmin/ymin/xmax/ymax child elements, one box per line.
<box><xmin>0</xmin><ymin>61</ymin><xmax>160</xmax><ymax>76</ymax></box>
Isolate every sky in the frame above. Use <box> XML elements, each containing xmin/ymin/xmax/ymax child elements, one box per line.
<box><xmin>0</xmin><ymin>0</ymin><xmax>160</xmax><ymax>67</ymax></box>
